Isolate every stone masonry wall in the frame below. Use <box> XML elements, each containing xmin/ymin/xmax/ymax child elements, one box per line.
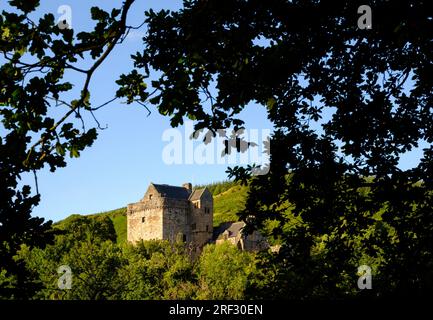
<box><xmin>127</xmin><ymin>202</ymin><xmax>164</xmax><ymax>243</ymax></box>
<box><xmin>190</xmin><ymin>189</ymin><xmax>213</xmax><ymax>248</ymax></box>
<box><xmin>161</xmin><ymin>198</ymin><xmax>191</xmax><ymax>242</ymax></box>
<box><xmin>127</xmin><ymin>184</ymin><xmax>164</xmax><ymax>243</ymax></box>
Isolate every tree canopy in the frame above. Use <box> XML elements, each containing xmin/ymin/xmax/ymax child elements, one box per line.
<box><xmin>0</xmin><ymin>0</ymin><xmax>136</xmax><ymax>298</ymax></box>
<box><xmin>127</xmin><ymin>0</ymin><xmax>433</xmax><ymax>297</ymax></box>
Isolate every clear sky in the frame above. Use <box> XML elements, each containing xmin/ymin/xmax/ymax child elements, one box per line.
<box><xmin>2</xmin><ymin>0</ymin><xmax>426</xmax><ymax>222</ymax></box>
<box><xmin>5</xmin><ymin>0</ymin><xmax>271</xmax><ymax>222</ymax></box>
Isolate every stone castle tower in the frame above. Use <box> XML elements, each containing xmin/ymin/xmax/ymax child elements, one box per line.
<box><xmin>127</xmin><ymin>182</ymin><xmax>213</xmax><ymax>250</ymax></box>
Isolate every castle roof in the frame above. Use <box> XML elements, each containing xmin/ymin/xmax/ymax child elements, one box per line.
<box><xmin>213</xmin><ymin>221</ymin><xmax>246</xmax><ymax>240</ymax></box>
<box><xmin>151</xmin><ymin>183</ymin><xmax>191</xmax><ymax>199</ymax></box>
<box><xmin>189</xmin><ymin>188</ymin><xmax>206</xmax><ymax>201</ymax></box>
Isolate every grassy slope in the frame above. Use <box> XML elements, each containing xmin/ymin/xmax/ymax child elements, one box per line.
<box><xmin>88</xmin><ymin>208</ymin><xmax>127</xmax><ymax>243</ymax></box>
<box><xmin>213</xmin><ymin>184</ymin><xmax>248</xmax><ymax>227</ymax></box>
<box><xmin>56</xmin><ymin>182</ymin><xmax>248</xmax><ymax>243</ymax></box>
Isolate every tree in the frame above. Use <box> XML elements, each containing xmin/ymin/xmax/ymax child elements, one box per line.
<box><xmin>55</xmin><ymin>215</ymin><xmax>117</xmax><ymax>245</ymax></box>
<box><xmin>125</xmin><ymin>0</ymin><xmax>433</xmax><ymax>298</ymax></box>
<box><xmin>0</xmin><ymin>0</ymin><xmax>143</xmax><ymax>298</ymax></box>
<box><xmin>120</xmin><ymin>240</ymin><xmax>197</xmax><ymax>300</ymax></box>
<box><xmin>17</xmin><ymin>215</ymin><xmax>125</xmax><ymax>300</ymax></box>
<box><xmin>197</xmin><ymin>242</ymin><xmax>255</xmax><ymax>299</ymax></box>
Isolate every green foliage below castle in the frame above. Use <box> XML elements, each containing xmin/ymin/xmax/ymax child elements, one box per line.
<box><xmin>15</xmin><ymin>213</ymin><xmax>256</xmax><ymax>300</ymax></box>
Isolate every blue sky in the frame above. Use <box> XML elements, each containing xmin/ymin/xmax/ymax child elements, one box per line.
<box><xmin>4</xmin><ymin>0</ymin><xmax>270</xmax><ymax>222</ymax></box>
<box><xmin>2</xmin><ymin>0</ymin><xmax>427</xmax><ymax>222</ymax></box>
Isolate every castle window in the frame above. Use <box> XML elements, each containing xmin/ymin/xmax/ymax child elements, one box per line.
<box><xmin>206</xmin><ymin>225</ymin><xmax>209</xmax><ymax>232</ymax></box>
<box><xmin>192</xmin><ymin>223</ymin><xmax>196</xmax><ymax>230</ymax></box>
<box><xmin>149</xmin><ymin>194</ymin><xmax>153</xmax><ymax>200</ymax></box>
<box><xmin>142</xmin><ymin>217</ymin><xmax>145</xmax><ymax>223</ymax></box>
<box><xmin>183</xmin><ymin>234</ymin><xmax>187</xmax><ymax>242</ymax></box>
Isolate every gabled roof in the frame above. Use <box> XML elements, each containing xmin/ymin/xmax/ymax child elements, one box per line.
<box><xmin>189</xmin><ymin>188</ymin><xmax>206</xmax><ymax>201</ymax></box>
<box><xmin>151</xmin><ymin>183</ymin><xmax>191</xmax><ymax>200</ymax></box>
<box><xmin>213</xmin><ymin>221</ymin><xmax>246</xmax><ymax>240</ymax></box>
<box><xmin>225</xmin><ymin>221</ymin><xmax>245</xmax><ymax>237</ymax></box>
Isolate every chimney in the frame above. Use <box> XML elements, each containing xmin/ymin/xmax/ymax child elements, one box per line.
<box><xmin>182</xmin><ymin>182</ymin><xmax>192</xmax><ymax>192</ymax></box>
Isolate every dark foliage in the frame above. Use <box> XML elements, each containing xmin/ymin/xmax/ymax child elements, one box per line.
<box><xmin>0</xmin><ymin>0</ymin><xmax>136</xmax><ymax>298</ymax></box>
<box><xmin>123</xmin><ymin>0</ymin><xmax>433</xmax><ymax>298</ymax></box>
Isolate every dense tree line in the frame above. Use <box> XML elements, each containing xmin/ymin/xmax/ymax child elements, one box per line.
<box><xmin>1</xmin><ymin>216</ymin><xmax>255</xmax><ymax>300</ymax></box>
<box><xmin>0</xmin><ymin>215</ymin><xmax>401</xmax><ymax>300</ymax></box>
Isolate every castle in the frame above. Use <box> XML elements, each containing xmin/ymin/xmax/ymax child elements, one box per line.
<box><xmin>127</xmin><ymin>182</ymin><xmax>268</xmax><ymax>252</ymax></box>
<box><xmin>127</xmin><ymin>182</ymin><xmax>213</xmax><ymax>250</ymax></box>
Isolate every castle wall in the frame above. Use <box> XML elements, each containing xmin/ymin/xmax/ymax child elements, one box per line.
<box><xmin>161</xmin><ymin>198</ymin><xmax>191</xmax><ymax>242</ymax></box>
<box><xmin>190</xmin><ymin>189</ymin><xmax>213</xmax><ymax>248</ymax></box>
<box><xmin>127</xmin><ymin>202</ymin><xmax>164</xmax><ymax>243</ymax></box>
<box><xmin>127</xmin><ymin>184</ymin><xmax>164</xmax><ymax>243</ymax></box>
<box><xmin>242</xmin><ymin>231</ymin><xmax>269</xmax><ymax>251</ymax></box>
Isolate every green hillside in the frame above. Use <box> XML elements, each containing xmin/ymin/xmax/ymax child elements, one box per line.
<box><xmin>55</xmin><ymin>181</ymin><xmax>248</xmax><ymax>243</ymax></box>
<box><xmin>212</xmin><ymin>184</ymin><xmax>248</xmax><ymax>227</ymax></box>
